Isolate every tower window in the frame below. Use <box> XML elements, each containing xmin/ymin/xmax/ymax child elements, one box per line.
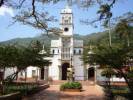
<box><xmin>64</xmin><ymin>20</ymin><xmax>68</xmax><ymax>23</ymax></box>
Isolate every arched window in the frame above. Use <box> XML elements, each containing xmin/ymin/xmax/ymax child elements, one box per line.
<box><xmin>64</xmin><ymin>20</ymin><xmax>68</xmax><ymax>23</ymax></box>
<box><xmin>79</xmin><ymin>49</ymin><xmax>81</xmax><ymax>54</ymax></box>
<box><xmin>52</xmin><ymin>49</ymin><xmax>55</xmax><ymax>54</ymax></box>
<box><xmin>74</xmin><ymin>49</ymin><xmax>76</xmax><ymax>54</ymax></box>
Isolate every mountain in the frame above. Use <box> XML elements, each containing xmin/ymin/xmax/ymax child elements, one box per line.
<box><xmin>0</xmin><ymin>31</ymin><xmax>108</xmax><ymax>47</ymax></box>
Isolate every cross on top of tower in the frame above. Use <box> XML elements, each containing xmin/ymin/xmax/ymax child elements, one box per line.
<box><xmin>61</xmin><ymin>1</ymin><xmax>72</xmax><ymax>14</ymax></box>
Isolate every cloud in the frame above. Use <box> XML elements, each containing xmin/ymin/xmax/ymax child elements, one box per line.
<box><xmin>0</xmin><ymin>6</ymin><xmax>14</xmax><ymax>17</ymax></box>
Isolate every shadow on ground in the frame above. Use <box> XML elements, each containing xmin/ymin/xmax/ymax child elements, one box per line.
<box><xmin>23</xmin><ymin>85</ymin><xmax>105</xmax><ymax>100</ymax></box>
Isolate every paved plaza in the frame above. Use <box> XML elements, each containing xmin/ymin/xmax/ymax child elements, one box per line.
<box><xmin>23</xmin><ymin>83</ymin><xmax>105</xmax><ymax>100</ymax></box>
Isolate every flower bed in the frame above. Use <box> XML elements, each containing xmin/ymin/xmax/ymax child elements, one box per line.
<box><xmin>60</xmin><ymin>82</ymin><xmax>82</xmax><ymax>92</ymax></box>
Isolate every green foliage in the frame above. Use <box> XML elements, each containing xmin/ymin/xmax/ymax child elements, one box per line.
<box><xmin>60</xmin><ymin>82</ymin><xmax>82</xmax><ymax>91</ymax></box>
<box><xmin>115</xmin><ymin>19</ymin><xmax>133</xmax><ymax>46</ymax></box>
<box><xmin>4</xmin><ymin>82</ymin><xmax>38</xmax><ymax>95</ymax></box>
<box><xmin>101</xmin><ymin>67</ymin><xmax>116</xmax><ymax>78</ymax></box>
<box><xmin>0</xmin><ymin>40</ymin><xmax>50</xmax><ymax>82</ymax></box>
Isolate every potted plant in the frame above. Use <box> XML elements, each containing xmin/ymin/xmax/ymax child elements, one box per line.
<box><xmin>60</xmin><ymin>82</ymin><xmax>82</xmax><ymax>92</ymax></box>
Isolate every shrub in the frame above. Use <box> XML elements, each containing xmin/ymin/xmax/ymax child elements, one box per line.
<box><xmin>60</xmin><ymin>82</ymin><xmax>82</xmax><ymax>91</ymax></box>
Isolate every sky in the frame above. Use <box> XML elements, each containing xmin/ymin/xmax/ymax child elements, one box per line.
<box><xmin>0</xmin><ymin>0</ymin><xmax>133</xmax><ymax>42</ymax></box>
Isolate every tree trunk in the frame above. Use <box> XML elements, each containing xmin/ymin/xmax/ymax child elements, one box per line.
<box><xmin>25</xmin><ymin>69</ymin><xmax>27</xmax><ymax>83</ymax></box>
<box><xmin>108</xmin><ymin>18</ymin><xmax>112</xmax><ymax>47</ymax></box>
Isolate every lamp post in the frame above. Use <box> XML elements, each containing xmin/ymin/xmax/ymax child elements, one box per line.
<box><xmin>70</xmin><ymin>55</ymin><xmax>74</xmax><ymax>82</ymax></box>
<box><xmin>67</xmin><ymin>55</ymin><xmax>74</xmax><ymax>82</ymax></box>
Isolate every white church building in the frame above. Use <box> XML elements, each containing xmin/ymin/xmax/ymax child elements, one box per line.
<box><xmin>49</xmin><ymin>5</ymin><xmax>85</xmax><ymax>80</ymax></box>
<box><xmin>1</xmin><ymin>5</ymin><xmax>125</xmax><ymax>83</ymax></box>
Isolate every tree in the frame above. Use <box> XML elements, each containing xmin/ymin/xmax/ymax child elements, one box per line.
<box><xmin>92</xmin><ymin>45</ymin><xmax>133</xmax><ymax>99</ymax></box>
<box><xmin>0</xmin><ymin>0</ymin><xmax>119</xmax><ymax>36</ymax></box>
<box><xmin>115</xmin><ymin>19</ymin><xmax>133</xmax><ymax>47</ymax></box>
<box><xmin>0</xmin><ymin>45</ymin><xmax>20</xmax><ymax>94</ymax></box>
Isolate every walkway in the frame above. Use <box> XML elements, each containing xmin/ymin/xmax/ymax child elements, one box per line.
<box><xmin>23</xmin><ymin>83</ymin><xmax>105</xmax><ymax>100</ymax></box>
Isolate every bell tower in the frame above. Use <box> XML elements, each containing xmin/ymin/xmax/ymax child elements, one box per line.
<box><xmin>59</xmin><ymin>4</ymin><xmax>74</xmax><ymax>80</ymax></box>
<box><xmin>60</xmin><ymin>5</ymin><xmax>73</xmax><ymax>36</ymax></box>
<box><xmin>59</xmin><ymin>4</ymin><xmax>74</xmax><ymax>64</ymax></box>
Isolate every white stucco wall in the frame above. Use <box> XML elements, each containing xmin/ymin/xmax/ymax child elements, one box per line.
<box><xmin>73</xmin><ymin>55</ymin><xmax>84</xmax><ymax>80</ymax></box>
<box><xmin>110</xmin><ymin>77</ymin><xmax>125</xmax><ymax>82</ymax></box>
<box><xmin>18</xmin><ymin>66</ymin><xmax>40</xmax><ymax>79</ymax></box>
<box><xmin>27</xmin><ymin>66</ymin><xmax>40</xmax><ymax>78</ymax></box>
<box><xmin>4</xmin><ymin>67</ymin><xmax>17</xmax><ymax>79</ymax></box>
<box><xmin>49</xmin><ymin>55</ymin><xmax>60</xmax><ymax>80</ymax></box>
<box><xmin>96</xmin><ymin>69</ymin><xmax>109</xmax><ymax>82</ymax></box>
<box><xmin>96</xmin><ymin>69</ymin><xmax>126</xmax><ymax>82</ymax></box>
<box><xmin>51</xmin><ymin>48</ymin><xmax>60</xmax><ymax>55</ymax></box>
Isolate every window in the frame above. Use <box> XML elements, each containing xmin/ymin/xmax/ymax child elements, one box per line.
<box><xmin>58</xmin><ymin>49</ymin><xmax>59</xmax><ymax>53</ymax></box>
<box><xmin>74</xmin><ymin>50</ymin><xmax>76</xmax><ymax>54</ymax></box>
<box><xmin>64</xmin><ymin>27</ymin><xmax>69</xmax><ymax>32</ymax></box>
<box><xmin>64</xmin><ymin>20</ymin><xmax>68</xmax><ymax>23</ymax></box>
<box><xmin>52</xmin><ymin>49</ymin><xmax>55</xmax><ymax>54</ymax></box>
<box><xmin>32</xmin><ymin>70</ymin><xmax>36</xmax><ymax>77</ymax></box>
<box><xmin>79</xmin><ymin>49</ymin><xmax>81</xmax><ymax>54</ymax></box>
<box><xmin>69</xmin><ymin>17</ymin><xmax>71</xmax><ymax>23</ymax></box>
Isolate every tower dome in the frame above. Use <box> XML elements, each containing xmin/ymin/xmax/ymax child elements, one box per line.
<box><xmin>61</xmin><ymin>5</ymin><xmax>72</xmax><ymax>14</ymax></box>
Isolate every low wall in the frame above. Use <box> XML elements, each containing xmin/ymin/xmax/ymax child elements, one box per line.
<box><xmin>27</xmin><ymin>84</ymin><xmax>49</xmax><ymax>95</ymax></box>
<box><xmin>0</xmin><ymin>92</ymin><xmax>21</xmax><ymax>100</ymax></box>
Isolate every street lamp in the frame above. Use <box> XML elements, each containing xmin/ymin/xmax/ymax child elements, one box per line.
<box><xmin>67</xmin><ymin>55</ymin><xmax>74</xmax><ymax>82</ymax></box>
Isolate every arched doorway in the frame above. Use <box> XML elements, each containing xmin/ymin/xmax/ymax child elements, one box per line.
<box><xmin>88</xmin><ymin>67</ymin><xmax>94</xmax><ymax>80</ymax></box>
<box><xmin>41</xmin><ymin>68</ymin><xmax>44</xmax><ymax>80</ymax></box>
<box><xmin>62</xmin><ymin>63</ymin><xmax>69</xmax><ymax>80</ymax></box>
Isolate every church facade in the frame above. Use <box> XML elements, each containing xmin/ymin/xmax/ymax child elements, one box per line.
<box><xmin>48</xmin><ymin>6</ymin><xmax>85</xmax><ymax>80</ymax></box>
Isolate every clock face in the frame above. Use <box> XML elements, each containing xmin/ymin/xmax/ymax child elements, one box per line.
<box><xmin>64</xmin><ymin>27</ymin><xmax>69</xmax><ymax>32</ymax></box>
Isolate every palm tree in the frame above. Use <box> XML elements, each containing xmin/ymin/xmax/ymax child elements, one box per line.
<box><xmin>97</xmin><ymin>4</ymin><xmax>112</xmax><ymax>47</ymax></box>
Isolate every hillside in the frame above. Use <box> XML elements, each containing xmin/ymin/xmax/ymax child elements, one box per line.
<box><xmin>0</xmin><ymin>31</ymin><xmax>109</xmax><ymax>47</ymax></box>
